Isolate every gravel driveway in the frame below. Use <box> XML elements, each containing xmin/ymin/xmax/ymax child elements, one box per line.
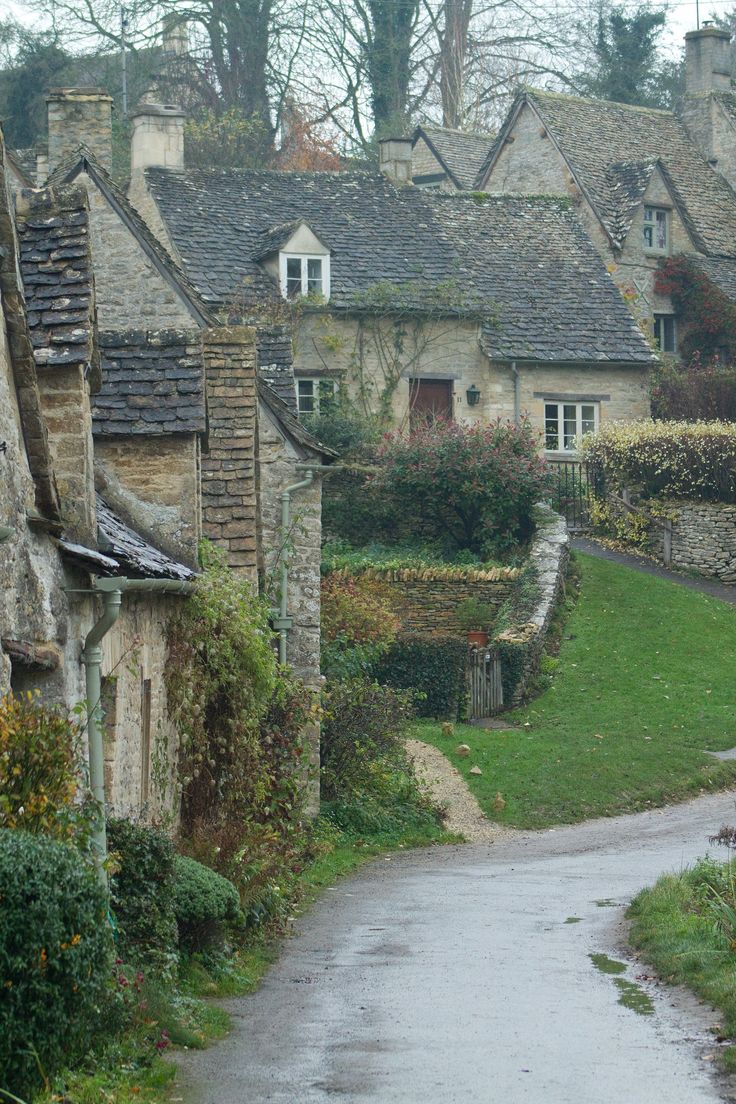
<box><xmin>175</xmin><ymin>787</ymin><xmax>736</xmax><ymax>1104</ymax></box>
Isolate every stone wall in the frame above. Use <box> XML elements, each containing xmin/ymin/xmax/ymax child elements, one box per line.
<box><xmin>37</xmin><ymin>364</ymin><xmax>97</xmax><ymax>542</ymax></box>
<box><xmin>101</xmin><ymin>593</ymin><xmax>183</xmax><ymax>822</ymax></box>
<box><xmin>256</xmin><ymin>402</ymin><xmax>323</xmax><ymax>817</ymax></box>
<box><xmin>296</xmin><ymin>312</ymin><xmax>650</xmax><ymax>443</ymax></box>
<box><xmin>201</xmin><ymin>327</ymin><xmax>258</xmax><ymax>580</ymax></box>
<box><xmin>83</xmin><ymin>174</ymin><xmax>194</xmax><ymax>330</ymax></box>
<box><xmin>642</xmin><ymin>500</ymin><xmax>736</xmax><ymax>582</ymax></box>
<box><xmin>94</xmin><ymin>436</ymin><xmax>201</xmax><ymax>567</ymax></box>
<box><xmin>495</xmin><ymin>504</ymin><xmax>570</xmax><ymax>704</ymax></box>
<box><xmin>345</xmin><ymin>566</ymin><xmax>519</xmax><ymax>637</ymax></box>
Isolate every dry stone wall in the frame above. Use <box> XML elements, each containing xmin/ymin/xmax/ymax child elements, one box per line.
<box><xmin>647</xmin><ymin>500</ymin><xmax>736</xmax><ymax>582</ymax></box>
<box><xmin>347</xmin><ymin>566</ymin><xmax>519</xmax><ymax>637</ymax></box>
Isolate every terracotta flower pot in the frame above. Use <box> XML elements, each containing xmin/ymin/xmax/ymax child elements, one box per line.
<box><xmin>466</xmin><ymin>630</ymin><xmax>489</xmax><ymax>647</ymax></box>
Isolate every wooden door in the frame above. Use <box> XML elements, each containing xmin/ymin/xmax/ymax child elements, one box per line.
<box><xmin>409</xmin><ymin>378</ymin><xmax>453</xmax><ymax>428</ymax></box>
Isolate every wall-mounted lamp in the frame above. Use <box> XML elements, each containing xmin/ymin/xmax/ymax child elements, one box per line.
<box><xmin>466</xmin><ymin>384</ymin><xmax>481</xmax><ymax>407</ymax></box>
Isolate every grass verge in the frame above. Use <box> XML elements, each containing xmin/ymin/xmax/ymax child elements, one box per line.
<box><xmin>416</xmin><ymin>552</ymin><xmax>736</xmax><ymax>829</ymax></box>
<box><xmin>628</xmin><ymin>857</ymin><xmax>736</xmax><ymax>1072</ymax></box>
<box><xmin>36</xmin><ymin>820</ymin><xmax>450</xmax><ymax>1104</ymax></box>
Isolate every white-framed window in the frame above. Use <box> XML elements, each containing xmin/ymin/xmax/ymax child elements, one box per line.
<box><xmin>653</xmin><ymin>313</ymin><xmax>677</xmax><ymax>353</ymax></box>
<box><xmin>643</xmin><ymin>206</ymin><xmax>669</xmax><ymax>253</ymax></box>
<box><xmin>279</xmin><ymin>254</ymin><xmax>330</xmax><ymax>300</ymax></box>
<box><xmin>296</xmin><ymin>377</ymin><xmax>337</xmax><ymax>416</ymax></box>
<box><xmin>544</xmin><ymin>401</ymin><xmax>598</xmax><ymax>452</ymax></box>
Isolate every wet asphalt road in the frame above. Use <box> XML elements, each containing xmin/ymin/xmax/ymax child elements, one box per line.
<box><xmin>177</xmin><ymin>789</ymin><xmax>736</xmax><ymax>1104</ymax></box>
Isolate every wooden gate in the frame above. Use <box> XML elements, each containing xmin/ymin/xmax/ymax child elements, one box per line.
<box><xmin>547</xmin><ymin>459</ymin><xmax>600</xmax><ymax>530</ymax></box>
<box><xmin>467</xmin><ymin>646</ymin><xmax>503</xmax><ymax>719</ymax></box>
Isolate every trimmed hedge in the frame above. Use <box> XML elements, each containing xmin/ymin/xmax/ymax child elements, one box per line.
<box><xmin>108</xmin><ymin>818</ymin><xmax>178</xmax><ymax>972</ymax></box>
<box><xmin>173</xmin><ymin>854</ymin><xmax>242</xmax><ymax>952</ymax></box>
<box><xmin>582</xmin><ymin>420</ymin><xmax>736</xmax><ymax>503</ymax></box>
<box><xmin>0</xmin><ymin>831</ymin><xmax>112</xmax><ymax>1102</ymax></box>
<box><xmin>373</xmin><ymin>635</ymin><xmax>468</xmax><ymax>719</ymax></box>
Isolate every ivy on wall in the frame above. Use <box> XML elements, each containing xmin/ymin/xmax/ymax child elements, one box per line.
<box><xmin>655</xmin><ymin>256</ymin><xmax>736</xmax><ymax>364</ymax></box>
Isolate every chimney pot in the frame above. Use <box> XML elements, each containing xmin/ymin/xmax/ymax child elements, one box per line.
<box><xmin>130</xmin><ymin>102</ymin><xmax>186</xmax><ymax>173</ymax></box>
<box><xmin>378</xmin><ymin>136</ymin><xmax>413</xmax><ymax>186</ymax></box>
<box><xmin>46</xmin><ymin>88</ymin><xmax>113</xmax><ymax>173</ymax></box>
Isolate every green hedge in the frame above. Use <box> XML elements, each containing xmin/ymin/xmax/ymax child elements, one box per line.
<box><xmin>173</xmin><ymin>854</ymin><xmax>243</xmax><ymax>952</ymax></box>
<box><xmin>108</xmin><ymin>818</ymin><xmax>178</xmax><ymax>972</ymax></box>
<box><xmin>0</xmin><ymin>831</ymin><xmax>112</xmax><ymax>1102</ymax></box>
<box><xmin>373</xmin><ymin>635</ymin><xmax>468</xmax><ymax>719</ymax></box>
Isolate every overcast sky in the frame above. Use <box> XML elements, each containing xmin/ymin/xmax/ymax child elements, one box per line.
<box><xmin>0</xmin><ymin>0</ymin><xmax>729</xmax><ymax>63</ymax></box>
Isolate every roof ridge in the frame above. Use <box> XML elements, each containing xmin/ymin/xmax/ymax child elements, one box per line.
<box><xmin>527</xmin><ymin>88</ymin><xmax>676</xmax><ymax>118</ymax></box>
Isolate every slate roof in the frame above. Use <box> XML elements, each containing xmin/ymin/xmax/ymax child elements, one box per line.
<box><xmin>476</xmin><ymin>90</ymin><xmax>736</xmax><ymax>256</ymax></box>
<box><xmin>93</xmin><ymin>329</ymin><xmax>206</xmax><ymax>436</ymax></box>
<box><xmin>688</xmin><ymin>254</ymin><xmax>736</xmax><ymax>302</ymax></box>
<box><xmin>96</xmin><ymin>497</ymin><xmax>196</xmax><ymax>579</ymax></box>
<box><xmin>47</xmin><ymin>145</ymin><xmax>214</xmax><ymax>326</ymax></box>
<box><xmin>257</xmin><ymin>378</ymin><xmax>338</xmax><ymax>458</ymax></box>
<box><xmin>145</xmin><ymin>167</ymin><xmax>655</xmax><ymax>364</ymax></box>
<box><xmin>8</xmin><ymin>147</ymin><xmax>35</xmax><ymax>185</ymax></box>
<box><xmin>16</xmin><ymin>185</ymin><xmax>98</xmax><ymax>381</ymax></box>
<box><xmin>256</xmin><ymin>326</ymin><xmax>297</xmax><ymax>411</ymax></box>
<box><xmin>413</xmin><ymin>125</ymin><xmax>494</xmax><ymax>190</ymax></box>
<box><xmin>252</xmin><ymin>219</ymin><xmax>329</xmax><ymax>260</ymax></box>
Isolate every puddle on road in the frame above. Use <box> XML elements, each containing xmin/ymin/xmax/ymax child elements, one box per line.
<box><xmin>564</xmin><ymin>916</ymin><xmax>583</xmax><ymax>924</ymax></box>
<box><xmin>589</xmin><ymin>953</ymin><xmax>656</xmax><ymax>1016</ymax></box>
<box><xmin>589</xmin><ymin>952</ymin><xmax>626</xmax><ymax>975</ymax></box>
<box><xmin>613</xmin><ymin>978</ymin><xmax>655</xmax><ymax>1016</ymax></box>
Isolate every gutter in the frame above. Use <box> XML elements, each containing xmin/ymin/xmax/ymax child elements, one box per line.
<box><xmin>74</xmin><ymin>575</ymin><xmax>196</xmax><ymax>886</ymax></box>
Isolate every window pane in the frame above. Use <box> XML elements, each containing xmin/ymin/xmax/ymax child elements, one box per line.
<box><xmin>653</xmin><ymin>315</ymin><xmax>662</xmax><ymax>348</ymax></box>
<box><xmin>297</xmin><ymin>379</ymin><xmax>314</xmax><ymax>414</ymax></box>
<box><xmin>307</xmin><ymin>258</ymin><xmax>323</xmax><ymax>295</ymax></box>
<box><xmin>286</xmin><ymin>257</ymin><xmax>302</xmax><ymax>298</ymax></box>
<box><xmin>655</xmin><ymin>209</ymin><xmax>667</xmax><ymax>250</ymax></box>
<box><xmin>563</xmin><ymin>404</ymin><xmax>577</xmax><ymax>450</ymax></box>
<box><xmin>654</xmin><ymin>314</ymin><xmax>676</xmax><ymax>353</ymax></box>
<box><xmin>318</xmin><ymin>378</ymin><xmax>336</xmax><ymax>410</ymax></box>
<box><xmin>544</xmin><ymin>403</ymin><xmax>559</xmax><ymax>450</ymax></box>
<box><xmin>580</xmin><ymin>404</ymin><xmax>596</xmax><ymax>436</ymax></box>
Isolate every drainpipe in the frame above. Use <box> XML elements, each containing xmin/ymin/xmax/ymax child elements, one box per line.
<box><xmin>78</xmin><ymin>575</ymin><xmax>196</xmax><ymax>886</ymax></box>
<box><xmin>273</xmin><ymin>463</ymin><xmax>333</xmax><ymax>665</ymax></box>
<box><xmin>510</xmin><ymin>361</ymin><xmax>521</xmax><ymax>425</ymax></box>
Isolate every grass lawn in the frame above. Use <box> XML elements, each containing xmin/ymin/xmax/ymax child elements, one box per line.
<box><xmin>416</xmin><ymin>553</ymin><xmax>736</xmax><ymax>829</ymax></box>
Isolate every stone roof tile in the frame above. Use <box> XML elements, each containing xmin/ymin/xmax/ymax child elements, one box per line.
<box><xmin>146</xmin><ymin>168</ymin><xmax>656</xmax><ymax>365</ymax></box>
<box><xmin>414</xmin><ymin>125</ymin><xmax>495</xmax><ymax>189</ymax></box>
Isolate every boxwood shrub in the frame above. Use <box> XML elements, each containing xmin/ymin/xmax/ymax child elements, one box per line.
<box><xmin>373</xmin><ymin>635</ymin><xmax>468</xmax><ymax>719</ymax></box>
<box><xmin>173</xmin><ymin>854</ymin><xmax>243</xmax><ymax>952</ymax></box>
<box><xmin>107</xmin><ymin>818</ymin><xmax>178</xmax><ymax>972</ymax></box>
<box><xmin>0</xmin><ymin>830</ymin><xmax>112</xmax><ymax>1102</ymax></box>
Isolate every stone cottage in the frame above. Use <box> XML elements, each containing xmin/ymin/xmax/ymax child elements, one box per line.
<box><xmin>474</xmin><ymin>26</ymin><xmax>736</xmax><ymax>357</ymax></box>
<box><xmin>1</xmin><ymin>145</ymin><xmax>195</xmax><ymax>823</ymax></box>
<box><xmin>409</xmin><ymin>124</ymin><xmax>494</xmax><ymax>191</ymax></box>
<box><xmin>125</xmin><ymin>134</ymin><xmax>655</xmax><ymax>454</ymax></box>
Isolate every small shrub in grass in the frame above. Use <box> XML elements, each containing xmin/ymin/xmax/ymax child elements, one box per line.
<box><xmin>0</xmin><ymin>830</ymin><xmax>112</xmax><ymax>1102</ymax></box>
<box><xmin>322</xmin><ymin>753</ymin><xmax>441</xmax><ymax>837</ymax></box>
<box><xmin>320</xmin><ymin>678</ymin><xmax>414</xmax><ymax>798</ymax></box>
<box><xmin>107</xmin><ymin>818</ymin><xmax>178</xmax><ymax>973</ymax></box>
<box><xmin>373</xmin><ymin>636</ymin><xmax>467</xmax><ymax>719</ymax></box>
<box><xmin>173</xmin><ymin>855</ymin><xmax>243</xmax><ymax>953</ymax></box>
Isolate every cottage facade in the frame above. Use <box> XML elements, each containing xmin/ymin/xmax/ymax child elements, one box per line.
<box><xmin>474</xmin><ymin>27</ymin><xmax>736</xmax><ymax>356</ymax></box>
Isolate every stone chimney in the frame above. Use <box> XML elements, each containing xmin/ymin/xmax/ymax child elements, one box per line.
<box><xmin>46</xmin><ymin>88</ymin><xmax>113</xmax><ymax>173</ymax></box>
<box><xmin>680</xmin><ymin>25</ymin><xmax>736</xmax><ymax>186</ymax></box>
<box><xmin>162</xmin><ymin>14</ymin><xmax>189</xmax><ymax>57</ymax></box>
<box><xmin>378</xmin><ymin>137</ymin><xmax>413</xmax><ymax>185</ymax></box>
<box><xmin>130</xmin><ymin>103</ymin><xmax>186</xmax><ymax>173</ymax></box>
<box><xmin>685</xmin><ymin>25</ymin><xmax>731</xmax><ymax>94</ymax></box>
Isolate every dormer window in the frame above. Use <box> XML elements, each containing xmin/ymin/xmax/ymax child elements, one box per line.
<box><xmin>280</xmin><ymin>254</ymin><xmax>329</xmax><ymax>300</ymax></box>
<box><xmin>643</xmin><ymin>206</ymin><xmax>669</xmax><ymax>253</ymax></box>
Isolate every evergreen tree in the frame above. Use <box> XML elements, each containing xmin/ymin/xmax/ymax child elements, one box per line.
<box><xmin>579</xmin><ymin>5</ymin><xmax>671</xmax><ymax>107</ymax></box>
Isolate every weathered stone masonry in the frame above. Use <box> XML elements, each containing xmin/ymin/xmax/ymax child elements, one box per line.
<box><xmin>201</xmin><ymin>327</ymin><xmax>259</xmax><ymax>581</ymax></box>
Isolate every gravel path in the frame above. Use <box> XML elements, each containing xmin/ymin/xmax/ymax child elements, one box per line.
<box><xmin>405</xmin><ymin>737</ymin><xmax>514</xmax><ymax>844</ymax></box>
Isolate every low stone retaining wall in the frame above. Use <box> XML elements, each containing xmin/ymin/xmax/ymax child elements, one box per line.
<box><xmin>495</xmin><ymin>504</ymin><xmax>570</xmax><ymax>705</ymax></box>
<box><xmin>354</xmin><ymin>564</ymin><xmax>519</xmax><ymax>637</ymax></box>
<box><xmin>647</xmin><ymin>500</ymin><xmax>736</xmax><ymax>583</ymax></box>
